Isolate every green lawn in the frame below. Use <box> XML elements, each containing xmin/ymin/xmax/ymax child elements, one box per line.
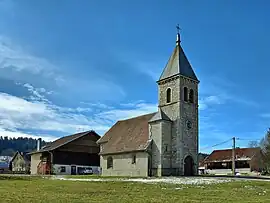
<box><xmin>0</xmin><ymin>176</ymin><xmax>270</xmax><ymax>203</ymax></box>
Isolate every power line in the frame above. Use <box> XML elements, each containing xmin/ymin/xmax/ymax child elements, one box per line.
<box><xmin>200</xmin><ymin>138</ymin><xmax>232</xmax><ymax>151</ymax></box>
<box><xmin>237</xmin><ymin>138</ymin><xmax>261</xmax><ymax>141</ymax></box>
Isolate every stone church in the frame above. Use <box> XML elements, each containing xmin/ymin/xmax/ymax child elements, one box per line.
<box><xmin>97</xmin><ymin>31</ymin><xmax>199</xmax><ymax>177</ymax></box>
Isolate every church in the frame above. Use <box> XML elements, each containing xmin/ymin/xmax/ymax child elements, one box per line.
<box><xmin>97</xmin><ymin>29</ymin><xmax>199</xmax><ymax>177</ymax></box>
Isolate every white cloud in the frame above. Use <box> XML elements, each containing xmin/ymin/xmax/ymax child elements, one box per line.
<box><xmin>199</xmin><ymin>95</ymin><xmax>223</xmax><ymax>110</ymax></box>
<box><xmin>0</xmin><ymin>93</ymin><xmax>47</xmax><ymax>115</ymax></box>
<box><xmin>0</xmin><ymin>91</ymin><xmax>111</xmax><ymax>134</ymax></box>
<box><xmin>97</xmin><ymin>101</ymin><xmax>157</xmax><ymax>122</ymax></box>
<box><xmin>0</xmin><ymin>85</ymin><xmax>157</xmax><ymax>141</ymax></box>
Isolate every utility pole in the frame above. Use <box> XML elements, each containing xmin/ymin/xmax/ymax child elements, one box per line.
<box><xmin>232</xmin><ymin>137</ymin><xmax>236</xmax><ymax>175</ymax></box>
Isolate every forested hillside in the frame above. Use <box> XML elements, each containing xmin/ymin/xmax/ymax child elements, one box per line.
<box><xmin>0</xmin><ymin>137</ymin><xmax>47</xmax><ymax>156</ymax></box>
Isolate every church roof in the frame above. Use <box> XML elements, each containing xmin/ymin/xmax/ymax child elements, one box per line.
<box><xmin>158</xmin><ymin>34</ymin><xmax>198</xmax><ymax>82</ymax></box>
<box><xmin>148</xmin><ymin>109</ymin><xmax>171</xmax><ymax>123</ymax></box>
<box><xmin>97</xmin><ymin>113</ymin><xmax>156</xmax><ymax>155</ymax></box>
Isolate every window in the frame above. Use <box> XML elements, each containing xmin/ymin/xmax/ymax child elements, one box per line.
<box><xmin>132</xmin><ymin>155</ymin><xmax>136</xmax><ymax>164</ymax></box>
<box><xmin>189</xmin><ymin>89</ymin><xmax>194</xmax><ymax>103</ymax></box>
<box><xmin>184</xmin><ymin>87</ymin><xmax>188</xmax><ymax>102</ymax></box>
<box><xmin>165</xmin><ymin>144</ymin><xmax>168</xmax><ymax>152</ymax></box>
<box><xmin>166</xmin><ymin>88</ymin><xmax>172</xmax><ymax>103</ymax></box>
<box><xmin>107</xmin><ymin>156</ymin><xmax>113</xmax><ymax>169</ymax></box>
<box><xmin>60</xmin><ymin>166</ymin><xmax>66</xmax><ymax>172</ymax></box>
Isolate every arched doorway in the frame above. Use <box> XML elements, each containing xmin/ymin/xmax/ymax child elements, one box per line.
<box><xmin>184</xmin><ymin>155</ymin><xmax>194</xmax><ymax>176</ymax></box>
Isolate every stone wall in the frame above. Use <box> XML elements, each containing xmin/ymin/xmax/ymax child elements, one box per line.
<box><xmin>149</xmin><ymin>122</ymin><xmax>162</xmax><ymax>176</ymax></box>
<box><xmin>157</xmin><ymin>75</ymin><xmax>199</xmax><ymax>176</ymax></box>
<box><xmin>100</xmin><ymin>152</ymin><xmax>149</xmax><ymax>177</ymax></box>
<box><xmin>149</xmin><ymin>120</ymin><xmax>172</xmax><ymax>176</ymax></box>
<box><xmin>180</xmin><ymin>76</ymin><xmax>199</xmax><ymax>175</ymax></box>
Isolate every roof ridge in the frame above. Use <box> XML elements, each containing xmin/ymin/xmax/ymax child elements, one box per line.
<box><xmin>118</xmin><ymin>112</ymin><xmax>156</xmax><ymax>122</ymax></box>
<box><xmin>213</xmin><ymin>147</ymin><xmax>259</xmax><ymax>152</ymax></box>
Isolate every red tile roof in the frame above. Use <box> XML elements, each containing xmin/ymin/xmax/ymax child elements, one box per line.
<box><xmin>97</xmin><ymin>113</ymin><xmax>156</xmax><ymax>155</ymax></box>
<box><xmin>204</xmin><ymin>147</ymin><xmax>261</xmax><ymax>162</ymax></box>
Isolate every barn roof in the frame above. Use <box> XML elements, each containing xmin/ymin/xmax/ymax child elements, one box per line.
<box><xmin>28</xmin><ymin>130</ymin><xmax>100</xmax><ymax>154</ymax></box>
<box><xmin>204</xmin><ymin>147</ymin><xmax>261</xmax><ymax>162</ymax></box>
<box><xmin>97</xmin><ymin>113</ymin><xmax>156</xmax><ymax>155</ymax></box>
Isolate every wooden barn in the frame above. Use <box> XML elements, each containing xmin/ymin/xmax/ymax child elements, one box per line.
<box><xmin>28</xmin><ymin>130</ymin><xmax>100</xmax><ymax>175</ymax></box>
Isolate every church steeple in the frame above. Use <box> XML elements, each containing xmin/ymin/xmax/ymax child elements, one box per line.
<box><xmin>158</xmin><ymin>26</ymin><xmax>199</xmax><ymax>82</ymax></box>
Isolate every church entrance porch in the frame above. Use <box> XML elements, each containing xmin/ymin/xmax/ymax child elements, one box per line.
<box><xmin>184</xmin><ymin>156</ymin><xmax>194</xmax><ymax>176</ymax></box>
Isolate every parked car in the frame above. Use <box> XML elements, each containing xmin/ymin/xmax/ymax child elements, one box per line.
<box><xmin>78</xmin><ymin>167</ymin><xmax>93</xmax><ymax>175</ymax></box>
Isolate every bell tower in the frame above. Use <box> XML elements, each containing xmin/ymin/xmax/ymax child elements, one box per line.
<box><xmin>156</xmin><ymin>26</ymin><xmax>199</xmax><ymax>176</ymax></box>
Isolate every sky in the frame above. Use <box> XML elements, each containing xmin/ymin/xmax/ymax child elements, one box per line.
<box><xmin>0</xmin><ymin>0</ymin><xmax>269</xmax><ymax>153</ymax></box>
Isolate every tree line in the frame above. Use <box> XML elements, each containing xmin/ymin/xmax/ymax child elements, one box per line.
<box><xmin>0</xmin><ymin>136</ymin><xmax>47</xmax><ymax>156</ymax></box>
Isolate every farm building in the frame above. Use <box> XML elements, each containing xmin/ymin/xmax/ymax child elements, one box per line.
<box><xmin>28</xmin><ymin>131</ymin><xmax>100</xmax><ymax>175</ymax></box>
<box><xmin>202</xmin><ymin>147</ymin><xmax>264</xmax><ymax>175</ymax></box>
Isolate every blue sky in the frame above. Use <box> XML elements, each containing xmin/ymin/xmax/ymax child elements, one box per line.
<box><xmin>0</xmin><ymin>0</ymin><xmax>269</xmax><ymax>153</ymax></box>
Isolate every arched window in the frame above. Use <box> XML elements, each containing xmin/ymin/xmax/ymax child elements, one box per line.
<box><xmin>107</xmin><ymin>156</ymin><xmax>113</xmax><ymax>169</ymax></box>
<box><xmin>189</xmin><ymin>89</ymin><xmax>194</xmax><ymax>103</ymax></box>
<box><xmin>166</xmin><ymin>88</ymin><xmax>172</xmax><ymax>103</ymax></box>
<box><xmin>184</xmin><ymin>87</ymin><xmax>188</xmax><ymax>102</ymax></box>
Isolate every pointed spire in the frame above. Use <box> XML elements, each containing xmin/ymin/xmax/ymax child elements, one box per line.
<box><xmin>158</xmin><ymin>25</ymin><xmax>199</xmax><ymax>82</ymax></box>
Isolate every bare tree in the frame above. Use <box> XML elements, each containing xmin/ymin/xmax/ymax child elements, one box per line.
<box><xmin>248</xmin><ymin>140</ymin><xmax>259</xmax><ymax>148</ymax></box>
<box><xmin>260</xmin><ymin>128</ymin><xmax>270</xmax><ymax>173</ymax></box>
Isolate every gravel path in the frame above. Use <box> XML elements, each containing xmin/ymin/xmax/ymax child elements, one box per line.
<box><xmin>52</xmin><ymin>176</ymin><xmax>236</xmax><ymax>185</ymax></box>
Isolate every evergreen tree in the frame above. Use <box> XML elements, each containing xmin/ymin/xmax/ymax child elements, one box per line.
<box><xmin>0</xmin><ymin>137</ymin><xmax>48</xmax><ymax>156</ymax></box>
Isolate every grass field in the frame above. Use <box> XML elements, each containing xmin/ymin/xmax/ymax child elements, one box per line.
<box><xmin>0</xmin><ymin>176</ymin><xmax>270</xmax><ymax>203</ymax></box>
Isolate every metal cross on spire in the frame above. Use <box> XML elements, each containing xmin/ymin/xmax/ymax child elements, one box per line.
<box><xmin>176</xmin><ymin>24</ymin><xmax>181</xmax><ymax>34</ymax></box>
<box><xmin>176</xmin><ymin>24</ymin><xmax>181</xmax><ymax>44</ymax></box>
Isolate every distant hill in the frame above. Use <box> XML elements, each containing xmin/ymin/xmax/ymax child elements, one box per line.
<box><xmin>0</xmin><ymin>136</ymin><xmax>47</xmax><ymax>156</ymax></box>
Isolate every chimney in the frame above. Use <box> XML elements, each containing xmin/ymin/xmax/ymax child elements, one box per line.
<box><xmin>37</xmin><ymin>138</ymin><xmax>42</xmax><ymax>151</ymax></box>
